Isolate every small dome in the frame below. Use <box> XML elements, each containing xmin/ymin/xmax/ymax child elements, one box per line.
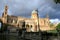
<box><xmin>32</xmin><ymin>10</ymin><xmax>38</xmax><ymax>13</ymax></box>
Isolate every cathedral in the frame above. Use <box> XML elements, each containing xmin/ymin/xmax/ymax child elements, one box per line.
<box><xmin>0</xmin><ymin>5</ymin><xmax>57</xmax><ymax>32</ymax></box>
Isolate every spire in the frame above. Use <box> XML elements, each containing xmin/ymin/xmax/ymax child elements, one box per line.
<box><xmin>4</xmin><ymin>5</ymin><xmax>8</xmax><ymax>14</ymax></box>
<box><xmin>46</xmin><ymin>13</ymin><xmax>49</xmax><ymax>18</ymax></box>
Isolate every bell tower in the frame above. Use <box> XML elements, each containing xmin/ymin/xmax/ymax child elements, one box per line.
<box><xmin>2</xmin><ymin>5</ymin><xmax>8</xmax><ymax>23</ymax></box>
<box><xmin>31</xmin><ymin>10</ymin><xmax>38</xmax><ymax>19</ymax></box>
<box><xmin>1</xmin><ymin>5</ymin><xmax>8</xmax><ymax>32</ymax></box>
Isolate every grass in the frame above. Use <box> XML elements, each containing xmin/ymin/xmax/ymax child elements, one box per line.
<box><xmin>47</xmin><ymin>30</ymin><xmax>58</xmax><ymax>33</ymax></box>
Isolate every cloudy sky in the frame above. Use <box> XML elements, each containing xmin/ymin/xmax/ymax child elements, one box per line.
<box><xmin>0</xmin><ymin>0</ymin><xmax>60</xmax><ymax>23</ymax></box>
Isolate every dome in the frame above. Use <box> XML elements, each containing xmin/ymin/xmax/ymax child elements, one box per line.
<box><xmin>32</xmin><ymin>10</ymin><xmax>38</xmax><ymax>13</ymax></box>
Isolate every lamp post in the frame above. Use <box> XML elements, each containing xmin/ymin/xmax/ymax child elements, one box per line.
<box><xmin>37</xmin><ymin>9</ymin><xmax>42</xmax><ymax>40</ymax></box>
<box><xmin>36</xmin><ymin>9</ymin><xmax>40</xmax><ymax>32</ymax></box>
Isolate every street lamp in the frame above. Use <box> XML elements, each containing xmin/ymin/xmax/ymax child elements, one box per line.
<box><xmin>36</xmin><ymin>9</ymin><xmax>40</xmax><ymax>32</ymax></box>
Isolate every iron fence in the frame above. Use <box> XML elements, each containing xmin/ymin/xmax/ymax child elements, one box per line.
<box><xmin>0</xmin><ymin>31</ymin><xmax>59</xmax><ymax>40</ymax></box>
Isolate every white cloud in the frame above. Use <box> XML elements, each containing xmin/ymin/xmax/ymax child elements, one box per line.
<box><xmin>0</xmin><ymin>0</ymin><xmax>60</xmax><ymax>19</ymax></box>
<box><xmin>50</xmin><ymin>19</ymin><xmax>60</xmax><ymax>24</ymax></box>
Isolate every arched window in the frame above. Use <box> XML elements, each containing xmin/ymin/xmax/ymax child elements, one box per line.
<box><xmin>26</xmin><ymin>24</ymin><xmax>29</xmax><ymax>29</ymax></box>
<box><xmin>26</xmin><ymin>24</ymin><xmax>29</xmax><ymax>27</ymax></box>
<box><xmin>12</xmin><ymin>19</ymin><xmax>17</xmax><ymax>24</ymax></box>
<box><xmin>31</xmin><ymin>25</ymin><xmax>32</xmax><ymax>28</ymax></box>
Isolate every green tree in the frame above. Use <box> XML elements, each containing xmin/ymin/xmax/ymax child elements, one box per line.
<box><xmin>54</xmin><ymin>0</ymin><xmax>60</xmax><ymax>4</ymax></box>
<box><xmin>56</xmin><ymin>23</ymin><xmax>60</xmax><ymax>31</ymax></box>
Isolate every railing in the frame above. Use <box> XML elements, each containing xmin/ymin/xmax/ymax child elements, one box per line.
<box><xmin>0</xmin><ymin>31</ymin><xmax>60</xmax><ymax>40</ymax></box>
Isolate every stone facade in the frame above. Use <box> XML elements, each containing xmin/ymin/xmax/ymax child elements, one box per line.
<box><xmin>0</xmin><ymin>5</ymin><xmax>56</xmax><ymax>32</ymax></box>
